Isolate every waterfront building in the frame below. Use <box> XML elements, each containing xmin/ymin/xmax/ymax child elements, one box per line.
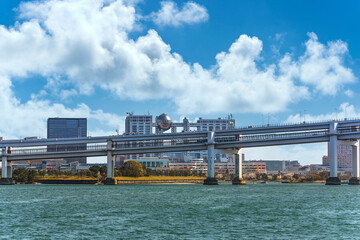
<box><xmin>170</xmin><ymin>161</ymin><xmax>266</xmax><ymax>177</ymax></box>
<box><xmin>245</xmin><ymin>160</ymin><xmax>298</xmax><ymax>173</ymax></box>
<box><xmin>215</xmin><ymin>162</ymin><xmax>235</xmax><ymax>176</ymax></box>
<box><xmin>242</xmin><ymin>162</ymin><xmax>267</xmax><ymax>174</ymax></box>
<box><xmin>47</xmin><ymin>118</ymin><xmax>87</xmax><ymax>163</ymax></box>
<box><xmin>170</xmin><ymin>161</ymin><xmax>208</xmax><ymax>175</ymax></box>
<box><xmin>310</xmin><ymin>164</ymin><xmax>330</xmax><ymax>172</ymax></box>
<box><xmin>126</xmin><ymin>157</ymin><xmax>170</xmax><ymax>171</ymax></box>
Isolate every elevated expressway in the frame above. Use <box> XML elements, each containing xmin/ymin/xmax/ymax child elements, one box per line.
<box><xmin>1</xmin><ymin>120</ymin><xmax>360</xmax><ymax>185</ymax></box>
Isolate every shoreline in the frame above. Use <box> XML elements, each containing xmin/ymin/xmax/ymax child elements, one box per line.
<box><xmin>11</xmin><ymin>177</ymin><xmax>334</xmax><ymax>185</ymax></box>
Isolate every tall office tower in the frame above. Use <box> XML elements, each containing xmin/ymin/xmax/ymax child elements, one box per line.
<box><xmin>125</xmin><ymin>113</ymin><xmax>152</xmax><ymax>135</ymax></box>
<box><xmin>47</xmin><ymin>118</ymin><xmax>87</xmax><ymax>163</ymax></box>
<box><xmin>125</xmin><ymin>113</ymin><xmax>153</xmax><ymax>158</ymax></box>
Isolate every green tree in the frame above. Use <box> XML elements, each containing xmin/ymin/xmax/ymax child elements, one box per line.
<box><xmin>122</xmin><ymin>161</ymin><xmax>144</xmax><ymax>177</ymax></box>
<box><xmin>37</xmin><ymin>170</ymin><xmax>46</xmax><ymax>176</ymax></box>
<box><xmin>27</xmin><ymin>170</ymin><xmax>38</xmax><ymax>184</ymax></box>
<box><xmin>114</xmin><ymin>168</ymin><xmax>122</xmax><ymax>177</ymax></box>
<box><xmin>13</xmin><ymin>168</ymin><xmax>28</xmax><ymax>183</ymax></box>
<box><xmin>89</xmin><ymin>166</ymin><xmax>100</xmax><ymax>178</ymax></box>
<box><xmin>64</xmin><ymin>170</ymin><xmax>74</xmax><ymax>176</ymax></box>
<box><xmin>144</xmin><ymin>168</ymin><xmax>153</xmax><ymax>176</ymax></box>
<box><xmin>99</xmin><ymin>166</ymin><xmax>107</xmax><ymax>177</ymax></box>
<box><xmin>319</xmin><ymin>171</ymin><xmax>330</xmax><ymax>179</ymax></box>
<box><xmin>13</xmin><ymin>169</ymin><xmax>38</xmax><ymax>184</ymax></box>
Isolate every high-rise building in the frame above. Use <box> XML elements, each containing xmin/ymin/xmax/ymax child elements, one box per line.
<box><xmin>337</xmin><ymin>145</ymin><xmax>352</xmax><ymax>172</ymax></box>
<box><xmin>323</xmin><ymin>144</ymin><xmax>353</xmax><ymax>173</ymax></box>
<box><xmin>125</xmin><ymin>114</ymin><xmax>152</xmax><ymax>135</ymax></box>
<box><xmin>125</xmin><ymin>113</ymin><xmax>153</xmax><ymax>158</ymax></box>
<box><xmin>47</xmin><ymin>118</ymin><xmax>87</xmax><ymax>163</ymax></box>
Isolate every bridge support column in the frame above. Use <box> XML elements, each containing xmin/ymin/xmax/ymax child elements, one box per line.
<box><xmin>232</xmin><ymin>149</ymin><xmax>246</xmax><ymax>185</ymax></box>
<box><xmin>1</xmin><ymin>152</ymin><xmax>14</xmax><ymax>185</ymax></box>
<box><xmin>350</xmin><ymin>140</ymin><xmax>360</xmax><ymax>185</ymax></box>
<box><xmin>204</xmin><ymin>131</ymin><xmax>218</xmax><ymax>185</ymax></box>
<box><xmin>104</xmin><ymin>140</ymin><xmax>116</xmax><ymax>185</ymax></box>
<box><xmin>326</xmin><ymin>122</ymin><xmax>341</xmax><ymax>185</ymax></box>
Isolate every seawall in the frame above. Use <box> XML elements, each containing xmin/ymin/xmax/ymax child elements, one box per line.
<box><xmin>37</xmin><ymin>179</ymin><xmax>98</xmax><ymax>184</ymax></box>
<box><xmin>116</xmin><ymin>179</ymin><xmax>204</xmax><ymax>184</ymax></box>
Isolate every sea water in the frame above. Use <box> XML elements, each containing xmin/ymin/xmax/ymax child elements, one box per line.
<box><xmin>0</xmin><ymin>183</ymin><xmax>360</xmax><ymax>239</ymax></box>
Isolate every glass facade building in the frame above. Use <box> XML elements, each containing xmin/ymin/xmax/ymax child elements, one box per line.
<box><xmin>47</xmin><ymin>118</ymin><xmax>87</xmax><ymax>163</ymax></box>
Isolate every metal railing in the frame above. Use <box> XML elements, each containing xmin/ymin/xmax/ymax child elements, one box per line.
<box><xmin>10</xmin><ymin>144</ymin><xmax>107</xmax><ymax>155</ymax></box>
<box><xmin>235</xmin><ymin>118</ymin><xmax>360</xmax><ymax>130</ymax></box>
<box><xmin>216</xmin><ymin>130</ymin><xmax>329</xmax><ymax>143</ymax></box>
<box><xmin>8</xmin><ymin>126</ymin><xmax>360</xmax><ymax>156</ymax></box>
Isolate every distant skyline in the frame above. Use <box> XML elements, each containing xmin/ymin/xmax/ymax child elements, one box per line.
<box><xmin>1</xmin><ymin>0</ymin><xmax>360</xmax><ymax>164</ymax></box>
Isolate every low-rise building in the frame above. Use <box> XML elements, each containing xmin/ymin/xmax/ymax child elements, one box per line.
<box><xmin>243</xmin><ymin>162</ymin><xmax>267</xmax><ymax>174</ymax></box>
<box><xmin>310</xmin><ymin>164</ymin><xmax>330</xmax><ymax>172</ymax></box>
<box><xmin>126</xmin><ymin>157</ymin><xmax>170</xmax><ymax>171</ymax></box>
<box><xmin>170</xmin><ymin>161</ymin><xmax>207</xmax><ymax>174</ymax></box>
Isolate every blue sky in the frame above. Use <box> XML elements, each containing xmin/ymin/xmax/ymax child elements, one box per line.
<box><xmin>1</xmin><ymin>0</ymin><xmax>360</xmax><ymax>164</ymax></box>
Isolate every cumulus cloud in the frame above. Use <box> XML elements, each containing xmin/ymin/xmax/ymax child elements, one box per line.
<box><xmin>286</xmin><ymin>102</ymin><xmax>359</xmax><ymax>123</ymax></box>
<box><xmin>0</xmin><ymin>0</ymin><xmax>357</xmax><ymax>139</ymax></box>
<box><xmin>280</xmin><ymin>33</ymin><xmax>356</xmax><ymax>95</ymax></box>
<box><xmin>151</xmin><ymin>1</ymin><xmax>209</xmax><ymax>26</ymax></box>
<box><xmin>344</xmin><ymin>89</ymin><xmax>354</xmax><ymax>97</ymax></box>
<box><xmin>0</xmin><ymin>74</ymin><xmax>125</xmax><ymax>139</ymax></box>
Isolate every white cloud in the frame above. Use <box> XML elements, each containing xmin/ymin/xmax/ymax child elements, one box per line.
<box><xmin>0</xmin><ymin>75</ymin><xmax>124</xmax><ymax>139</ymax></box>
<box><xmin>60</xmin><ymin>89</ymin><xmax>78</xmax><ymax>100</ymax></box>
<box><xmin>0</xmin><ymin>0</ymin><xmax>357</xmax><ymax>140</ymax></box>
<box><xmin>286</xmin><ymin>102</ymin><xmax>360</xmax><ymax>123</ymax></box>
<box><xmin>280</xmin><ymin>33</ymin><xmax>356</xmax><ymax>95</ymax></box>
<box><xmin>151</xmin><ymin>1</ymin><xmax>209</xmax><ymax>26</ymax></box>
<box><xmin>344</xmin><ymin>89</ymin><xmax>354</xmax><ymax>97</ymax></box>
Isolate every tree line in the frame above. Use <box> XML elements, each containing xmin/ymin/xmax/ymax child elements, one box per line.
<box><xmin>10</xmin><ymin>161</ymin><xmax>204</xmax><ymax>183</ymax></box>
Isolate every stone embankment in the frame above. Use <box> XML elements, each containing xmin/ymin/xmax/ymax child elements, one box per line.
<box><xmin>37</xmin><ymin>179</ymin><xmax>98</xmax><ymax>184</ymax></box>
<box><xmin>116</xmin><ymin>179</ymin><xmax>204</xmax><ymax>184</ymax></box>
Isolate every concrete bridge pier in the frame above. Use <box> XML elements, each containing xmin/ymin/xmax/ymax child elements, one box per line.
<box><xmin>326</xmin><ymin>122</ymin><xmax>341</xmax><ymax>185</ymax></box>
<box><xmin>104</xmin><ymin>140</ymin><xmax>116</xmax><ymax>185</ymax></box>
<box><xmin>232</xmin><ymin>148</ymin><xmax>246</xmax><ymax>185</ymax></box>
<box><xmin>1</xmin><ymin>147</ymin><xmax>14</xmax><ymax>185</ymax></box>
<box><xmin>204</xmin><ymin>131</ymin><xmax>218</xmax><ymax>185</ymax></box>
<box><xmin>349</xmin><ymin>140</ymin><xmax>360</xmax><ymax>185</ymax></box>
